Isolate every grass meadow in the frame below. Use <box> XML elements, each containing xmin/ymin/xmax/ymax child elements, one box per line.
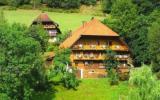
<box><xmin>3</xmin><ymin>9</ymin><xmax>104</xmax><ymax>32</ymax></box>
<box><xmin>32</xmin><ymin>79</ymin><xmax>129</xmax><ymax>100</ymax></box>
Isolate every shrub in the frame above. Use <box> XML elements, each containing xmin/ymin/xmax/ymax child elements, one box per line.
<box><xmin>156</xmin><ymin>71</ymin><xmax>160</xmax><ymax>80</ymax></box>
<box><xmin>119</xmin><ymin>73</ymin><xmax>129</xmax><ymax>81</ymax></box>
<box><xmin>80</xmin><ymin>0</ymin><xmax>96</xmax><ymax>5</ymax></box>
<box><xmin>129</xmin><ymin>66</ymin><xmax>160</xmax><ymax>100</ymax></box>
<box><xmin>61</xmin><ymin>72</ymin><xmax>80</xmax><ymax>89</ymax></box>
<box><xmin>0</xmin><ymin>0</ymin><xmax>8</xmax><ymax>5</ymax></box>
<box><xmin>48</xmin><ymin>0</ymin><xmax>81</xmax><ymax>9</ymax></box>
<box><xmin>108</xmin><ymin>69</ymin><xmax>119</xmax><ymax>85</ymax></box>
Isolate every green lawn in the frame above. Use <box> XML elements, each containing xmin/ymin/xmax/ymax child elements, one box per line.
<box><xmin>32</xmin><ymin>79</ymin><xmax>129</xmax><ymax>100</ymax></box>
<box><xmin>3</xmin><ymin>9</ymin><xmax>104</xmax><ymax>32</ymax></box>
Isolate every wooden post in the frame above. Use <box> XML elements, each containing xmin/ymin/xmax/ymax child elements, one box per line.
<box><xmin>81</xmin><ymin>69</ymin><xmax>83</xmax><ymax>79</ymax></box>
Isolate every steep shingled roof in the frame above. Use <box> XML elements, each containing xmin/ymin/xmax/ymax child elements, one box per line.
<box><xmin>60</xmin><ymin>18</ymin><xmax>119</xmax><ymax>48</ymax></box>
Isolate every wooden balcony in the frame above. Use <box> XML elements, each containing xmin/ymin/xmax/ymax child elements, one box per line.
<box><xmin>73</xmin><ymin>54</ymin><xmax>105</xmax><ymax>60</ymax></box>
<box><xmin>72</xmin><ymin>44</ymin><xmax>128</xmax><ymax>51</ymax></box>
<box><xmin>73</xmin><ymin>54</ymin><xmax>129</xmax><ymax>61</ymax></box>
<box><xmin>43</xmin><ymin>25</ymin><xmax>56</xmax><ymax>29</ymax></box>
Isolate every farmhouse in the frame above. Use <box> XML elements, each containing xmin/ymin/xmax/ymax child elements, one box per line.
<box><xmin>31</xmin><ymin>13</ymin><xmax>61</xmax><ymax>43</ymax></box>
<box><xmin>60</xmin><ymin>18</ymin><xmax>130</xmax><ymax>78</ymax></box>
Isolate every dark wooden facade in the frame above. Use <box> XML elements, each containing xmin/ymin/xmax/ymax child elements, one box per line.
<box><xmin>60</xmin><ymin>18</ymin><xmax>130</xmax><ymax>78</ymax></box>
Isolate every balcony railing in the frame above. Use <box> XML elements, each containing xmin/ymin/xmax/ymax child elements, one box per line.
<box><xmin>72</xmin><ymin>44</ymin><xmax>128</xmax><ymax>51</ymax></box>
<box><xmin>73</xmin><ymin>54</ymin><xmax>129</xmax><ymax>61</ymax></box>
<box><xmin>43</xmin><ymin>25</ymin><xmax>56</xmax><ymax>29</ymax></box>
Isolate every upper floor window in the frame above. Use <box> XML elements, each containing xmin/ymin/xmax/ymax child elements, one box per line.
<box><xmin>107</xmin><ymin>41</ymin><xmax>112</xmax><ymax>46</ymax></box>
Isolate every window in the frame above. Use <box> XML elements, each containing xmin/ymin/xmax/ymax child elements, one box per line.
<box><xmin>108</xmin><ymin>41</ymin><xmax>112</xmax><ymax>46</ymax></box>
<box><xmin>75</xmin><ymin>62</ymin><xmax>78</xmax><ymax>66</ymax></box>
<box><xmin>97</xmin><ymin>40</ymin><xmax>100</xmax><ymax>45</ymax></box>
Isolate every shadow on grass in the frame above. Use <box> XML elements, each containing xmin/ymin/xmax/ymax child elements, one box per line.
<box><xmin>31</xmin><ymin>81</ymin><xmax>59</xmax><ymax>100</ymax></box>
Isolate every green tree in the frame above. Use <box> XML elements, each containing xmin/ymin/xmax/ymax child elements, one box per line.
<box><xmin>0</xmin><ymin>0</ymin><xmax>8</xmax><ymax>5</ymax></box>
<box><xmin>129</xmin><ymin>65</ymin><xmax>160</xmax><ymax>100</ymax></box>
<box><xmin>25</xmin><ymin>25</ymin><xmax>48</xmax><ymax>53</ymax></box>
<box><xmin>80</xmin><ymin>0</ymin><xmax>96</xmax><ymax>5</ymax></box>
<box><xmin>103</xmin><ymin>0</ymin><xmax>152</xmax><ymax>66</ymax></box>
<box><xmin>104</xmin><ymin>50</ymin><xmax>118</xmax><ymax>70</ymax></box>
<box><xmin>47</xmin><ymin>0</ymin><xmax>81</xmax><ymax>9</ymax></box>
<box><xmin>31</xmin><ymin>0</ymin><xmax>41</xmax><ymax>9</ymax></box>
<box><xmin>53</xmin><ymin>48</ymin><xmax>80</xmax><ymax>89</ymax></box>
<box><xmin>0</xmin><ymin>13</ymin><xmax>50</xmax><ymax>99</ymax></box>
<box><xmin>102</xmin><ymin>0</ymin><xmax>116</xmax><ymax>13</ymax></box>
<box><xmin>148</xmin><ymin>18</ymin><xmax>160</xmax><ymax>72</ymax></box>
<box><xmin>132</xmin><ymin>0</ymin><xmax>160</xmax><ymax>15</ymax></box>
<box><xmin>104</xmin><ymin>50</ymin><xmax>119</xmax><ymax>85</ymax></box>
<box><xmin>8</xmin><ymin>0</ymin><xmax>31</xmax><ymax>7</ymax></box>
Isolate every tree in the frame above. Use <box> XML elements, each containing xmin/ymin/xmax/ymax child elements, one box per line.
<box><xmin>104</xmin><ymin>50</ymin><xmax>118</xmax><ymax>70</ymax></box>
<box><xmin>148</xmin><ymin>18</ymin><xmax>160</xmax><ymax>72</ymax></box>
<box><xmin>104</xmin><ymin>50</ymin><xmax>119</xmax><ymax>85</ymax></box>
<box><xmin>25</xmin><ymin>25</ymin><xmax>48</xmax><ymax>53</ymax></box>
<box><xmin>0</xmin><ymin>13</ymin><xmax>50</xmax><ymax>99</ymax></box>
<box><xmin>53</xmin><ymin>48</ymin><xmax>80</xmax><ymax>89</ymax></box>
<box><xmin>47</xmin><ymin>0</ymin><xmax>81</xmax><ymax>9</ymax></box>
<box><xmin>80</xmin><ymin>0</ymin><xmax>96</xmax><ymax>5</ymax></box>
<box><xmin>132</xmin><ymin>0</ymin><xmax>160</xmax><ymax>15</ymax></box>
<box><xmin>103</xmin><ymin>0</ymin><xmax>152</xmax><ymax>66</ymax></box>
<box><xmin>102</xmin><ymin>0</ymin><xmax>116</xmax><ymax>13</ymax></box>
<box><xmin>0</xmin><ymin>0</ymin><xmax>8</xmax><ymax>5</ymax></box>
<box><xmin>31</xmin><ymin>0</ymin><xmax>41</xmax><ymax>9</ymax></box>
<box><xmin>8</xmin><ymin>0</ymin><xmax>31</xmax><ymax>7</ymax></box>
<box><xmin>129</xmin><ymin>65</ymin><xmax>160</xmax><ymax>100</ymax></box>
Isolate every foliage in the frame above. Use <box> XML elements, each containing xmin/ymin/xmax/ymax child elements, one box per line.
<box><xmin>31</xmin><ymin>0</ymin><xmax>41</xmax><ymax>9</ymax></box>
<box><xmin>103</xmin><ymin>0</ymin><xmax>152</xmax><ymax>66</ymax></box>
<box><xmin>0</xmin><ymin>0</ymin><xmax>8</xmax><ymax>5</ymax></box>
<box><xmin>129</xmin><ymin>65</ymin><xmax>160</xmax><ymax>100</ymax></box>
<box><xmin>61</xmin><ymin>71</ymin><xmax>80</xmax><ymax>89</ymax></box>
<box><xmin>127</xmin><ymin>15</ymin><xmax>151</xmax><ymax>65</ymax></box>
<box><xmin>53</xmin><ymin>48</ymin><xmax>80</xmax><ymax>89</ymax></box>
<box><xmin>102</xmin><ymin>0</ymin><xmax>115</xmax><ymax>13</ymax></box>
<box><xmin>132</xmin><ymin>0</ymin><xmax>160</xmax><ymax>15</ymax></box>
<box><xmin>25</xmin><ymin>25</ymin><xmax>48</xmax><ymax>53</ymax></box>
<box><xmin>80</xmin><ymin>0</ymin><xmax>96</xmax><ymax>6</ymax></box>
<box><xmin>8</xmin><ymin>0</ymin><xmax>31</xmax><ymax>7</ymax></box>
<box><xmin>47</xmin><ymin>0</ymin><xmax>81</xmax><ymax>9</ymax></box>
<box><xmin>148</xmin><ymin>18</ymin><xmax>160</xmax><ymax>72</ymax></box>
<box><xmin>56</xmin><ymin>31</ymin><xmax>70</xmax><ymax>44</ymax></box>
<box><xmin>104</xmin><ymin>50</ymin><xmax>118</xmax><ymax>70</ymax></box>
<box><xmin>0</xmin><ymin>13</ymin><xmax>50</xmax><ymax>100</ymax></box>
<box><xmin>108</xmin><ymin>69</ymin><xmax>119</xmax><ymax>85</ymax></box>
<box><xmin>102</xmin><ymin>0</ymin><xmax>160</xmax><ymax>15</ymax></box>
<box><xmin>103</xmin><ymin>50</ymin><xmax>119</xmax><ymax>85</ymax></box>
<box><xmin>156</xmin><ymin>71</ymin><xmax>160</xmax><ymax>80</ymax></box>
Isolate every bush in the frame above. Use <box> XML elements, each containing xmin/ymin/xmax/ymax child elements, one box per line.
<box><xmin>48</xmin><ymin>0</ymin><xmax>81</xmax><ymax>9</ymax></box>
<box><xmin>80</xmin><ymin>0</ymin><xmax>96</xmax><ymax>5</ymax></box>
<box><xmin>156</xmin><ymin>71</ymin><xmax>160</xmax><ymax>80</ymax></box>
<box><xmin>19</xmin><ymin>4</ymin><xmax>33</xmax><ymax>9</ymax></box>
<box><xmin>0</xmin><ymin>0</ymin><xmax>8</xmax><ymax>5</ymax></box>
<box><xmin>61</xmin><ymin>72</ymin><xmax>80</xmax><ymax>89</ymax></box>
<box><xmin>119</xmin><ymin>73</ymin><xmax>129</xmax><ymax>81</ymax></box>
<box><xmin>129</xmin><ymin>66</ymin><xmax>160</xmax><ymax>100</ymax></box>
<box><xmin>108</xmin><ymin>69</ymin><xmax>119</xmax><ymax>85</ymax></box>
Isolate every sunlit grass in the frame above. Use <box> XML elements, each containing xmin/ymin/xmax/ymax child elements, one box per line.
<box><xmin>32</xmin><ymin>78</ymin><xmax>129</xmax><ymax>100</ymax></box>
<box><xmin>3</xmin><ymin>9</ymin><xmax>104</xmax><ymax>32</ymax></box>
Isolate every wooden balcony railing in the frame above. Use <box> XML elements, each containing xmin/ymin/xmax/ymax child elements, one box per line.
<box><xmin>43</xmin><ymin>25</ymin><xmax>56</xmax><ymax>29</ymax></box>
<box><xmin>73</xmin><ymin>54</ymin><xmax>129</xmax><ymax>61</ymax></box>
<box><xmin>72</xmin><ymin>44</ymin><xmax>128</xmax><ymax>51</ymax></box>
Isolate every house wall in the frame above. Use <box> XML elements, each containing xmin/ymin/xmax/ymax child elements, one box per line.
<box><xmin>70</xmin><ymin>36</ymin><xmax>130</xmax><ymax>78</ymax></box>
